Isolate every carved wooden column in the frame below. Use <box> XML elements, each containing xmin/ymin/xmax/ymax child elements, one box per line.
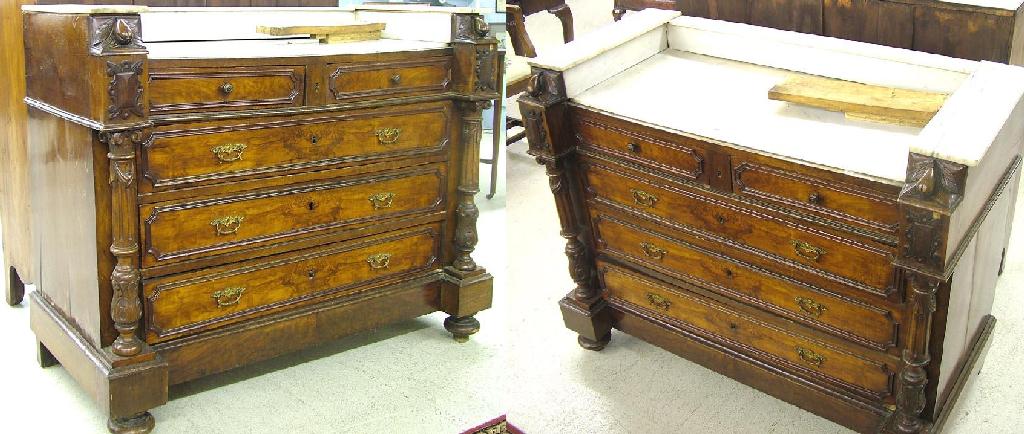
<box><xmin>886</xmin><ymin>153</ymin><xmax>967</xmax><ymax>433</ymax></box>
<box><xmin>520</xmin><ymin>69</ymin><xmax>612</xmax><ymax>350</ymax></box>
<box><xmin>440</xmin><ymin>14</ymin><xmax>499</xmax><ymax>342</ymax></box>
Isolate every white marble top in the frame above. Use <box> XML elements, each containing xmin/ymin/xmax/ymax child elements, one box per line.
<box><xmin>938</xmin><ymin>0</ymin><xmax>1024</xmax><ymax>11</ymax></box>
<box><xmin>529</xmin><ymin>8</ymin><xmax>680</xmax><ymax>71</ymax></box>
<box><xmin>145</xmin><ymin>38</ymin><xmax>448</xmax><ymax>59</ymax></box>
<box><xmin>574</xmin><ymin>51</ymin><xmax>925</xmax><ymax>184</ymax></box>
<box><xmin>22</xmin><ymin>5</ymin><xmax>149</xmax><ymax>14</ymax></box>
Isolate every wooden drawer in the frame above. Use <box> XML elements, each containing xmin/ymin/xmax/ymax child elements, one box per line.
<box><xmin>327</xmin><ymin>57</ymin><xmax>451</xmax><ymax>101</ymax></box>
<box><xmin>149</xmin><ymin>66</ymin><xmax>305</xmax><ymax>114</ymax></box>
<box><xmin>592</xmin><ymin>212</ymin><xmax>899</xmax><ymax>350</ymax></box>
<box><xmin>140</xmin><ymin>164</ymin><xmax>445</xmax><ymax>268</ymax></box>
<box><xmin>142</xmin><ymin>102</ymin><xmax>451</xmax><ymax>191</ymax></box>
<box><xmin>143</xmin><ymin>224</ymin><xmax>442</xmax><ymax>343</ymax></box>
<box><xmin>601</xmin><ymin>263</ymin><xmax>895</xmax><ymax>400</ymax></box>
<box><xmin>582</xmin><ymin>160</ymin><xmax>895</xmax><ymax>294</ymax></box>
<box><xmin>733</xmin><ymin>159</ymin><xmax>899</xmax><ymax>235</ymax></box>
<box><xmin>575</xmin><ymin>113</ymin><xmax>707</xmax><ymax>183</ymax></box>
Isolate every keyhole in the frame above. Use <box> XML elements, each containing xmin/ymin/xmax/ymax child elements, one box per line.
<box><xmin>307</xmin><ymin>268</ymin><xmax>316</xmax><ymax>279</ymax></box>
<box><xmin>311</xmin><ymin>134</ymin><xmax>319</xmax><ymax>144</ymax></box>
<box><xmin>314</xmin><ymin>82</ymin><xmax>320</xmax><ymax>94</ymax></box>
<box><xmin>307</xmin><ymin>201</ymin><xmax>317</xmax><ymax>211</ymax></box>
<box><xmin>715</xmin><ymin>169</ymin><xmax>723</xmax><ymax>178</ymax></box>
<box><xmin>715</xmin><ymin>214</ymin><xmax>726</xmax><ymax>225</ymax></box>
<box><xmin>627</xmin><ymin>143</ymin><xmax>640</xmax><ymax>153</ymax></box>
<box><xmin>728</xmin><ymin>323</ymin><xmax>738</xmax><ymax>331</ymax></box>
<box><xmin>724</xmin><ymin>268</ymin><xmax>734</xmax><ymax>278</ymax></box>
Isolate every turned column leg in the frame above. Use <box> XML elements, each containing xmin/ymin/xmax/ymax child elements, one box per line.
<box><xmin>108</xmin><ymin>412</ymin><xmax>154</xmax><ymax>434</ymax></box>
<box><xmin>6</xmin><ymin>266</ymin><xmax>25</xmax><ymax>306</ymax></box>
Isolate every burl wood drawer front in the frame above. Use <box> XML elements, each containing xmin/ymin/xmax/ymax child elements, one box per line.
<box><xmin>327</xmin><ymin>58</ymin><xmax>451</xmax><ymax>101</ymax></box>
<box><xmin>592</xmin><ymin>212</ymin><xmax>899</xmax><ymax>350</ymax></box>
<box><xmin>582</xmin><ymin>161</ymin><xmax>895</xmax><ymax>294</ymax></box>
<box><xmin>601</xmin><ymin>263</ymin><xmax>895</xmax><ymax>400</ymax></box>
<box><xmin>143</xmin><ymin>102</ymin><xmax>450</xmax><ymax>191</ymax></box>
<box><xmin>733</xmin><ymin>160</ymin><xmax>899</xmax><ymax>235</ymax></box>
<box><xmin>149</xmin><ymin>66</ymin><xmax>305</xmax><ymax>114</ymax></box>
<box><xmin>143</xmin><ymin>224</ymin><xmax>441</xmax><ymax>342</ymax></box>
<box><xmin>140</xmin><ymin>165</ymin><xmax>445</xmax><ymax>267</ymax></box>
<box><xmin>575</xmin><ymin>114</ymin><xmax>707</xmax><ymax>182</ymax></box>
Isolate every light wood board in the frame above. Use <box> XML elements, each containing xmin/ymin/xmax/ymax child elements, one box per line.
<box><xmin>768</xmin><ymin>76</ymin><xmax>948</xmax><ymax>127</ymax></box>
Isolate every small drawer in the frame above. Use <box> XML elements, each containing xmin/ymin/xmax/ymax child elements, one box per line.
<box><xmin>733</xmin><ymin>160</ymin><xmax>899</xmax><ymax>235</ymax></box>
<box><xmin>575</xmin><ymin>115</ymin><xmax>706</xmax><ymax>182</ymax></box>
<box><xmin>582</xmin><ymin>160</ymin><xmax>895</xmax><ymax>295</ymax></box>
<box><xmin>149</xmin><ymin>66</ymin><xmax>305</xmax><ymax>114</ymax></box>
<box><xmin>592</xmin><ymin>212</ymin><xmax>900</xmax><ymax>350</ymax></box>
<box><xmin>142</xmin><ymin>102</ymin><xmax>450</xmax><ymax>191</ymax></box>
<box><xmin>601</xmin><ymin>263</ymin><xmax>895</xmax><ymax>400</ymax></box>
<box><xmin>140</xmin><ymin>165</ymin><xmax>445</xmax><ymax>268</ymax></box>
<box><xmin>143</xmin><ymin>224</ymin><xmax>441</xmax><ymax>342</ymax></box>
<box><xmin>327</xmin><ymin>57</ymin><xmax>451</xmax><ymax>101</ymax></box>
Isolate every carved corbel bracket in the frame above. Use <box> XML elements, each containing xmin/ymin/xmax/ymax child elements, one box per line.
<box><xmin>452</xmin><ymin>13</ymin><xmax>492</xmax><ymax>43</ymax></box>
<box><xmin>90</xmin><ymin>16</ymin><xmax>146</xmax><ymax>56</ymax></box>
<box><xmin>519</xmin><ymin>69</ymin><xmax>570</xmax><ymax>161</ymax></box>
<box><xmin>106</xmin><ymin>60</ymin><xmax>145</xmax><ymax>121</ymax></box>
<box><xmin>451</xmin><ymin>14</ymin><xmax>499</xmax><ymax>100</ymax></box>
<box><xmin>900</xmin><ymin>153</ymin><xmax>967</xmax><ymax>214</ymax></box>
<box><xmin>896</xmin><ymin>154</ymin><xmax>966</xmax><ymax>277</ymax></box>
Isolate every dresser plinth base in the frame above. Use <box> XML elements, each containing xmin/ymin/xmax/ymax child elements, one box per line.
<box><xmin>560</xmin><ymin>294</ymin><xmax>613</xmax><ymax>349</ymax></box>
<box><xmin>440</xmin><ymin>267</ymin><xmax>493</xmax><ymax>342</ymax></box>
<box><xmin>5</xmin><ymin>265</ymin><xmax>26</xmax><ymax>306</ymax></box>
<box><xmin>28</xmin><ymin>292</ymin><xmax>169</xmax><ymax>433</ymax></box>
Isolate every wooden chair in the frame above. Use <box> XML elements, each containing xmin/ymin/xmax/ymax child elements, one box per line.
<box><xmin>505</xmin><ymin>0</ymin><xmax>573</xmax><ymax>146</ymax></box>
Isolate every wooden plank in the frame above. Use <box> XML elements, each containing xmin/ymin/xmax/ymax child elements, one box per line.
<box><xmin>767</xmin><ymin>75</ymin><xmax>947</xmax><ymax>127</ymax></box>
<box><xmin>256</xmin><ymin>22</ymin><xmax>385</xmax><ymax>37</ymax></box>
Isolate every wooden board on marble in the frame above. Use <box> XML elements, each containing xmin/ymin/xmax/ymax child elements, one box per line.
<box><xmin>768</xmin><ymin>75</ymin><xmax>947</xmax><ymax>127</ymax></box>
<box><xmin>257</xmin><ymin>22</ymin><xmax>385</xmax><ymax>44</ymax></box>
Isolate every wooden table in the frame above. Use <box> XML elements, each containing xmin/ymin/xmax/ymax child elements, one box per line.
<box><xmin>521</xmin><ymin>10</ymin><xmax>1024</xmax><ymax>433</ymax></box>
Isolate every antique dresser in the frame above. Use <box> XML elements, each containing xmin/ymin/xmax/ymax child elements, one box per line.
<box><xmin>19</xmin><ymin>5</ymin><xmax>497</xmax><ymax>433</ymax></box>
<box><xmin>521</xmin><ymin>9</ymin><xmax>1024</xmax><ymax>433</ymax></box>
<box><xmin>612</xmin><ymin>0</ymin><xmax>1024</xmax><ymax>64</ymax></box>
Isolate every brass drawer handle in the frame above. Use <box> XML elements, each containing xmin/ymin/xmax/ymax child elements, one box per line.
<box><xmin>368</xmin><ymin>192</ymin><xmax>396</xmax><ymax>210</ymax></box>
<box><xmin>211</xmin><ymin>143</ymin><xmax>247</xmax><ymax>163</ymax></box>
<box><xmin>640</xmin><ymin>242</ymin><xmax>666</xmax><ymax>260</ymax></box>
<box><xmin>795</xmin><ymin>346</ymin><xmax>826</xmax><ymax>367</ymax></box>
<box><xmin>367</xmin><ymin>253</ymin><xmax>391</xmax><ymax>270</ymax></box>
<box><xmin>375</xmin><ymin>128</ymin><xmax>402</xmax><ymax>145</ymax></box>
<box><xmin>631</xmin><ymin>189</ymin><xmax>658</xmax><ymax>207</ymax></box>
<box><xmin>795</xmin><ymin>297</ymin><xmax>827</xmax><ymax>318</ymax></box>
<box><xmin>211</xmin><ymin>287</ymin><xmax>245</xmax><ymax>307</ymax></box>
<box><xmin>210</xmin><ymin>215</ymin><xmax>244</xmax><ymax>236</ymax></box>
<box><xmin>646</xmin><ymin>292</ymin><xmax>671</xmax><ymax>310</ymax></box>
<box><xmin>220</xmin><ymin>82</ymin><xmax>234</xmax><ymax>95</ymax></box>
<box><xmin>791</xmin><ymin>240</ymin><xmax>826</xmax><ymax>262</ymax></box>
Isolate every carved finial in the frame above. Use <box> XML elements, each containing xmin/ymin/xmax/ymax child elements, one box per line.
<box><xmin>473</xmin><ymin>16</ymin><xmax>490</xmax><ymax>37</ymax></box>
<box><xmin>113</xmin><ymin>19</ymin><xmax>134</xmax><ymax>45</ymax></box>
<box><xmin>528</xmin><ymin>72</ymin><xmax>546</xmax><ymax>97</ymax></box>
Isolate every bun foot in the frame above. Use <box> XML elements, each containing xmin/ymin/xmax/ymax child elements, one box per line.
<box><xmin>578</xmin><ymin>333</ymin><xmax>611</xmax><ymax>351</ymax></box>
<box><xmin>107</xmin><ymin>412</ymin><xmax>154</xmax><ymax>434</ymax></box>
<box><xmin>6</xmin><ymin>266</ymin><xmax>25</xmax><ymax>306</ymax></box>
<box><xmin>444</xmin><ymin>315</ymin><xmax>480</xmax><ymax>343</ymax></box>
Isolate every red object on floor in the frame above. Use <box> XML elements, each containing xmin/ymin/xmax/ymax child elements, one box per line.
<box><xmin>460</xmin><ymin>415</ymin><xmax>524</xmax><ymax>434</ymax></box>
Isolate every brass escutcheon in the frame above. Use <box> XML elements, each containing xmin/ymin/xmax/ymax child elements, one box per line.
<box><xmin>367</xmin><ymin>253</ymin><xmax>392</xmax><ymax>270</ymax></box>
<box><xmin>211</xmin><ymin>143</ymin><xmax>247</xmax><ymax>163</ymax></box>
<box><xmin>646</xmin><ymin>292</ymin><xmax>671</xmax><ymax>310</ymax></box>
<box><xmin>368</xmin><ymin>192</ymin><xmax>396</xmax><ymax>210</ymax></box>
<box><xmin>795</xmin><ymin>346</ymin><xmax>826</xmax><ymax>367</ymax></box>
<box><xmin>640</xmin><ymin>242</ymin><xmax>666</xmax><ymax>260</ymax></box>
<box><xmin>211</xmin><ymin>287</ymin><xmax>245</xmax><ymax>307</ymax></box>
<box><xmin>631</xmin><ymin>189</ymin><xmax>658</xmax><ymax>207</ymax></box>
<box><xmin>220</xmin><ymin>82</ymin><xmax>234</xmax><ymax>95</ymax></box>
<box><xmin>791</xmin><ymin>239</ymin><xmax>826</xmax><ymax>262</ymax></box>
<box><xmin>795</xmin><ymin>296</ymin><xmax>827</xmax><ymax>318</ymax></box>
<box><xmin>375</xmin><ymin>128</ymin><xmax>402</xmax><ymax>145</ymax></box>
<box><xmin>210</xmin><ymin>215</ymin><xmax>245</xmax><ymax>236</ymax></box>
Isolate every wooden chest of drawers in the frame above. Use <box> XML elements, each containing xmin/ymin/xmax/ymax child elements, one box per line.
<box><xmin>521</xmin><ymin>10</ymin><xmax>1024</xmax><ymax>433</ymax></box>
<box><xmin>18</xmin><ymin>5</ymin><xmax>497</xmax><ymax>433</ymax></box>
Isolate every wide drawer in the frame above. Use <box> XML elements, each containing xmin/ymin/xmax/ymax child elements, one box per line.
<box><xmin>149</xmin><ymin>66</ymin><xmax>305</xmax><ymax>114</ymax></box>
<box><xmin>140</xmin><ymin>164</ymin><xmax>445</xmax><ymax>267</ymax></box>
<box><xmin>143</xmin><ymin>101</ymin><xmax>451</xmax><ymax>191</ymax></box>
<box><xmin>143</xmin><ymin>224</ymin><xmax>442</xmax><ymax>343</ymax></box>
<box><xmin>327</xmin><ymin>57</ymin><xmax>451</xmax><ymax>101</ymax></box>
<box><xmin>582</xmin><ymin>160</ymin><xmax>895</xmax><ymax>294</ymax></box>
<box><xmin>601</xmin><ymin>263</ymin><xmax>895</xmax><ymax>400</ymax></box>
<box><xmin>733</xmin><ymin>159</ymin><xmax>899</xmax><ymax>235</ymax></box>
<box><xmin>592</xmin><ymin>212</ymin><xmax>899</xmax><ymax>350</ymax></box>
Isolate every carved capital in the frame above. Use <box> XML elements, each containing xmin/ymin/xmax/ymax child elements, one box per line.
<box><xmin>452</xmin><ymin>14</ymin><xmax>491</xmax><ymax>42</ymax></box>
<box><xmin>900</xmin><ymin>153</ymin><xmax>967</xmax><ymax>213</ymax></box>
<box><xmin>525</xmin><ymin>69</ymin><xmax>568</xmax><ymax>106</ymax></box>
<box><xmin>90</xmin><ymin>16</ymin><xmax>145</xmax><ymax>56</ymax></box>
<box><xmin>106</xmin><ymin>60</ymin><xmax>145</xmax><ymax>121</ymax></box>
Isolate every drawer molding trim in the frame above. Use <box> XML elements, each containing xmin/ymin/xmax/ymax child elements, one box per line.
<box><xmin>149</xmin><ymin>68</ymin><xmax>302</xmax><ymax>114</ymax></box>
<box><xmin>328</xmin><ymin>58</ymin><xmax>452</xmax><ymax>101</ymax></box>
<box><xmin>575</xmin><ymin>116</ymin><xmax>705</xmax><ymax>181</ymax></box>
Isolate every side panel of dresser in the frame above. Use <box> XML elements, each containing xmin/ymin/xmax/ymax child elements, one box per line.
<box><xmin>612</xmin><ymin>0</ymin><xmax>1024</xmax><ymax>64</ymax></box>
